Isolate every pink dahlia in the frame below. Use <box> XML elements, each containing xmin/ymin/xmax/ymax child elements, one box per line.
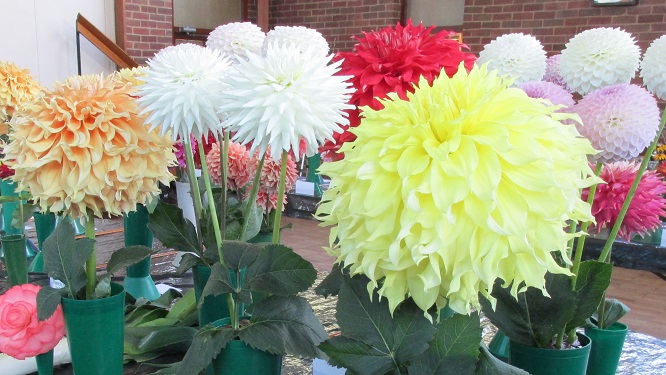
<box><xmin>583</xmin><ymin>161</ymin><xmax>666</xmax><ymax>240</ymax></box>
<box><xmin>518</xmin><ymin>81</ymin><xmax>575</xmax><ymax>111</ymax></box>
<box><xmin>206</xmin><ymin>140</ymin><xmax>256</xmax><ymax>190</ymax></box>
<box><xmin>246</xmin><ymin>149</ymin><xmax>298</xmax><ymax>213</ymax></box>
<box><xmin>573</xmin><ymin>83</ymin><xmax>660</xmax><ymax>163</ymax></box>
<box><xmin>543</xmin><ymin>54</ymin><xmax>571</xmax><ymax>91</ymax></box>
<box><xmin>319</xmin><ymin>20</ymin><xmax>476</xmax><ymax>161</ymax></box>
<box><xmin>174</xmin><ymin>132</ymin><xmax>217</xmax><ymax>169</ymax></box>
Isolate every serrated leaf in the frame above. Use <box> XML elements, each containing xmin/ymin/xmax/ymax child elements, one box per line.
<box><xmin>106</xmin><ymin>245</ymin><xmax>157</xmax><ymax>275</ymax></box>
<box><xmin>565</xmin><ymin>260</ymin><xmax>613</xmax><ymax>333</ymax></box>
<box><xmin>173</xmin><ymin>325</ymin><xmax>235</xmax><ymax>375</ymax></box>
<box><xmin>408</xmin><ymin>313</ymin><xmax>482</xmax><ymax>375</ymax></box>
<box><xmin>315</xmin><ymin>263</ymin><xmax>344</xmax><ymax>297</ymax></box>
<box><xmin>201</xmin><ymin>263</ymin><xmax>235</xmax><ymax>300</ymax></box>
<box><xmin>174</xmin><ymin>253</ymin><xmax>205</xmax><ymax>275</ymax></box>
<box><xmin>474</xmin><ymin>344</ymin><xmax>529</xmax><ymax>375</ymax></box>
<box><xmin>220</xmin><ymin>240</ymin><xmax>263</xmax><ymax>272</ymax></box>
<box><xmin>36</xmin><ymin>286</ymin><xmax>67</xmax><ymax>321</ymax></box>
<box><xmin>148</xmin><ymin>200</ymin><xmax>201</xmax><ymax>255</ymax></box>
<box><xmin>243</xmin><ymin>244</ymin><xmax>317</xmax><ymax>295</ymax></box>
<box><xmin>319</xmin><ymin>336</ymin><xmax>396</xmax><ymax>375</ymax></box>
<box><xmin>94</xmin><ymin>276</ymin><xmax>111</xmax><ymax>299</ymax></box>
<box><xmin>240</xmin><ymin>295</ymin><xmax>327</xmax><ymax>358</ymax></box>
<box><xmin>41</xmin><ymin>218</ymin><xmax>95</xmax><ymax>299</ymax></box>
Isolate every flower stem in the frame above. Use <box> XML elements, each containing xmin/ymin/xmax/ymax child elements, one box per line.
<box><xmin>240</xmin><ymin>153</ymin><xmax>265</xmax><ymax>238</ymax></box>
<box><xmin>84</xmin><ymin>211</ymin><xmax>96</xmax><ymax>300</ymax></box>
<box><xmin>272</xmin><ymin>151</ymin><xmax>289</xmax><ymax>244</ymax></box>
<box><xmin>183</xmin><ymin>139</ymin><xmax>204</xmax><ymax>252</ymax></box>
<box><xmin>219</xmin><ymin>133</ymin><xmax>229</xmax><ymax>243</ymax></box>
<box><xmin>598</xmin><ymin>113</ymin><xmax>666</xmax><ymax>264</ymax></box>
<box><xmin>571</xmin><ymin>162</ymin><xmax>603</xmax><ymax>284</ymax></box>
<box><xmin>197</xmin><ymin>140</ymin><xmax>227</xmax><ymax>269</ymax></box>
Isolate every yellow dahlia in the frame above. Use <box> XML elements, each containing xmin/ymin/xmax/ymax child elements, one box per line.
<box><xmin>0</xmin><ymin>61</ymin><xmax>42</xmax><ymax>126</ymax></box>
<box><xmin>316</xmin><ymin>64</ymin><xmax>600</xmax><ymax>315</ymax></box>
<box><xmin>3</xmin><ymin>74</ymin><xmax>176</xmax><ymax>219</ymax></box>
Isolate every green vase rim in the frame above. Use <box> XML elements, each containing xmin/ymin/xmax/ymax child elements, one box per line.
<box><xmin>1</xmin><ymin>234</ymin><xmax>25</xmax><ymax>242</ymax></box>
<box><xmin>586</xmin><ymin>321</ymin><xmax>628</xmax><ymax>333</ymax></box>
<box><xmin>510</xmin><ymin>332</ymin><xmax>591</xmax><ymax>354</ymax></box>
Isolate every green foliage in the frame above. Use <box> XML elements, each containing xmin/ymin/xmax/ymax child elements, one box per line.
<box><xmin>148</xmin><ymin>200</ymin><xmax>203</xmax><ymax>259</ymax></box>
<box><xmin>474</xmin><ymin>345</ymin><xmax>529</xmax><ymax>375</ymax></box>
<box><xmin>480</xmin><ymin>260</ymin><xmax>612</xmax><ymax>348</ymax></box>
<box><xmin>589</xmin><ymin>298</ymin><xmax>631</xmax><ymax>329</ymax></box>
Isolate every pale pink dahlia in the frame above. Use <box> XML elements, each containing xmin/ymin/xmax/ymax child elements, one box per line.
<box><xmin>246</xmin><ymin>150</ymin><xmax>298</xmax><ymax>213</ymax></box>
<box><xmin>583</xmin><ymin>161</ymin><xmax>666</xmax><ymax>240</ymax></box>
<box><xmin>518</xmin><ymin>81</ymin><xmax>575</xmax><ymax>110</ymax></box>
<box><xmin>543</xmin><ymin>54</ymin><xmax>571</xmax><ymax>91</ymax></box>
<box><xmin>206</xmin><ymin>141</ymin><xmax>256</xmax><ymax>190</ymax></box>
<box><xmin>573</xmin><ymin>83</ymin><xmax>660</xmax><ymax>163</ymax></box>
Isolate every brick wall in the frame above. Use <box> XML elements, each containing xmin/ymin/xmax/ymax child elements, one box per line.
<box><xmin>120</xmin><ymin>0</ymin><xmax>173</xmax><ymax>64</ymax></box>
<box><xmin>462</xmin><ymin>0</ymin><xmax>666</xmax><ymax>56</ymax></box>
<box><xmin>267</xmin><ymin>0</ymin><xmax>403</xmax><ymax>52</ymax></box>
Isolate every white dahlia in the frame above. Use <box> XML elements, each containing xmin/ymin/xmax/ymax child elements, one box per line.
<box><xmin>136</xmin><ymin>43</ymin><xmax>231</xmax><ymax>140</ymax></box>
<box><xmin>477</xmin><ymin>33</ymin><xmax>546</xmax><ymax>85</ymax></box>
<box><xmin>218</xmin><ymin>42</ymin><xmax>354</xmax><ymax>162</ymax></box>
<box><xmin>206</xmin><ymin>22</ymin><xmax>266</xmax><ymax>64</ymax></box>
<box><xmin>263</xmin><ymin>25</ymin><xmax>330</xmax><ymax>57</ymax></box>
<box><xmin>559</xmin><ymin>28</ymin><xmax>640</xmax><ymax>95</ymax></box>
<box><xmin>640</xmin><ymin>35</ymin><xmax>666</xmax><ymax>100</ymax></box>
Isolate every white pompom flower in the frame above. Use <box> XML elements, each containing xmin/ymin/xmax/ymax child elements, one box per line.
<box><xmin>263</xmin><ymin>25</ymin><xmax>330</xmax><ymax>57</ymax></box>
<box><xmin>559</xmin><ymin>27</ymin><xmax>640</xmax><ymax>95</ymax></box>
<box><xmin>640</xmin><ymin>35</ymin><xmax>666</xmax><ymax>100</ymax></box>
<box><xmin>136</xmin><ymin>43</ymin><xmax>231</xmax><ymax>140</ymax></box>
<box><xmin>218</xmin><ymin>42</ymin><xmax>354</xmax><ymax>162</ymax></box>
<box><xmin>477</xmin><ymin>33</ymin><xmax>546</xmax><ymax>85</ymax></box>
<box><xmin>206</xmin><ymin>22</ymin><xmax>266</xmax><ymax>64</ymax></box>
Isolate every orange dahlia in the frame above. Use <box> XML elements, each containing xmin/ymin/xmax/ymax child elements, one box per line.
<box><xmin>206</xmin><ymin>140</ymin><xmax>257</xmax><ymax>190</ymax></box>
<box><xmin>0</xmin><ymin>61</ymin><xmax>42</xmax><ymax>128</ymax></box>
<box><xmin>3</xmin><ymin>74</ymin><xmax>175</xmax><ymax>219</ymax></box>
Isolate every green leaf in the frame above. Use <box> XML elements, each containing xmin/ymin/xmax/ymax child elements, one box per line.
<box><xmin>481</xmin><ymin>272</ymin><xmax>576</xmax><ymax>348</ymax></box>
<box><xmin>41</xmin><ymin>217</ymin><xmax>95</xmax><ymax>299</ymax></box>
<box><xmin>11</xmin><ymin>201</ymin><xmax>35</xmax><ymax>228</ymax></box>
<box><xmin>408</xmin><ymin>313</ymin><xmax>482</xmax><ymax>375</ymax></box>
<box><xmin>124</xmin><ymin>326</ymin><xmax>197</xmax><ymax>355</ymax></box>
<box><xmin>320</xmin><ymin>273</ymin><xmax>435</xmax><ymax>372</ymax></box>
<box><xmin>173</xmin><ymin>253</ymin><xmax>205</xmax><ymax>275</ymax></box>
<box><xmin>94</xmin><ymin>276</ymin><xmax>111</xmax><ymax>299</ymax></box>
<box><xmin>240</xmin><ymin>295</ymin><xmax>327</xmax><ymax>358</ymax></box>
<box><xmin>564</xmin><ymin>260</ymin><xmax>613</xmax><ymax>333</ymax></box>
<box><xmin>200</xmin><ymin>263</ymin><xmax>235</xmax><ymax>300</ymax></box>
<box><xmin>591</xmin><ymin>298</ymin><xmax>630</xmax><ymax>329</ymax></box>
<box><xmin>165</xmin><ymin>289</ymin><xmax>197</xmax><ymax>322</ymax></box>
<box><xmin>125</xmin><ymin>306</ymin><xmax>167</xmax><ymax>328</ymax></box>
<box><xmin>474</xmin><ymin>344</ymin><xmax>529</xmax><ymax>375</ymax></box>
<box><xmin>220</xmin><ymin>240</ymin><xmax>262</xmax><ymax>272</ymax></box>
<box><xmin>239</xmin><ymin>200</ymin><xmax>262</xmax><ymax>241</ymax></box>
<box><xmin>0</xmin><ymin>193</ymin><xmax>31</xmax><ymax>203</ymax></box>
<box><xmin>243</xmin><ymin>244</ymin><xmax>317</xmax><ymax>295</ymax></box>
<box><xmin>148</xmin><ymin>200</ymin><xmax>201</xmax><ymax>255</ymax></box>
<box><xmin>319</xmin><ymin>336</ymin><xmax>397</xmax><ymax>375</ymax></box>
<box><xmin>36</xmin><ymin>286</ymin><xmax>67</xmax><ymax>321</ymax></box>
<box><xmin>315</xmin><ymin>263</ymin><xmax>344</xmax><ymax>297</ymax></box>
<box><xmin>173</xmin><ymin>325</ymin><xmax>235</xmax><ymax>375</ymax></box>
<box><xmin>106</xmin><ymin>245</ymin><xmax>157</xmax><ymax>275</ymax></box>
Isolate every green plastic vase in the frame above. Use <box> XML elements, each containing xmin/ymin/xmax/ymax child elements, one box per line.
<box><xmin>488</xmin><ymin>330</ymin><xmax>510</xmax><ymax>363</ymax></box>
<box><xmin>192</xmin><ymin>266</ymin><xmax>245</xmax><ymax>326</ymax></box>
<box><xmin>584</xmin><ymin>322</ymin><xmax>628</xmax><ymax>375</ymax></box>
<box><xmin>211</xmin><ymin>318</ymin><xmax>283</xmax><ymax>375</ymax></box>
<box><xmin>62</xmin><ymin>283</ymin><xmax>126</xmax><ymax>375</ymax></box>
<box><xmin>508</xmin><ymin>333</ymin><xmax>591</xmax><ymax>375</ymax></box>
<box><xmin>28</xmin><ymin>212</ymin><xmax>57</xmax><ymax>273</ymax></box>
<box><xmin>123</xmin><ymin>204</ymin><xmax>159</xmax><ymax>301</ymax></box>
<box><xmin>0</xmin><ymin>179</ymin><xmax>35</xmax><ymax>259</ymax></box>
<box><xmin>2</xmin><ymin>234</ymin><xmax>28</xmax><ymax>286</ymax></box>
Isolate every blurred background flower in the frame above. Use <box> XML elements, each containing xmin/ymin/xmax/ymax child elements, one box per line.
<box><xmin>640</xmin><ymin>35</ymin><xmax>666</xmax><ymax>101</ymax></box>
<box><xmin>477</xmin><ymin>33</ymin><xmax>546</xmax><ymax>85</ymax></box>
<box><xmin>518</xmin><ymin>80</ymin><xmax>575</xmax><ymax>110</ymax></box>
<box><xmin>263</xmin><ymin>25</ymin><xmax>329</xmax><ymax>57</ymax></box>
<box><xmin>0</xmin><ymin>61</ymin><xmax>42</xmax><ymax>129</ymax></box>
<box><xmin>207</xmin><ymin>22</ymin><xmax>266</xmax><ymax>63</ymax></box>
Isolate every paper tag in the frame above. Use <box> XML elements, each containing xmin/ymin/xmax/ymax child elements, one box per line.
<box><xmin>295</xmin><ymin>180</ymin><xmax>316</xmax><ymax>196</ymax></box>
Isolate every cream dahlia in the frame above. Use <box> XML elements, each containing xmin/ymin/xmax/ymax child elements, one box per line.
<box><xmin>640</xmin><ymin>35</ymin><xmax>666</xmax><ymax>100</ymax></box>
<box><xmin>0</xmin><ymin>61</ymin><xmax>42</xmax><ymax>124</ymax></box>
<box><xmin>136</xmin><ymin>43</ymin><xmax>231</xmax><ymax>140</ymax></box>
<box><xmin>316</xmin><ymin>65</ymin><xmax>599</xmax><ymax>315</ymax></box>
<box><xmin>206</xmin><ymin>140</ymin><xmax>257</xmax><ymax>190</ymax></box>
<box><xmin>207</xmin><ymin>22</ymin><xmax>266</xmax><ymax>63</ymax></box>
<box><xmin>559</xmin><ymin>28</ymin><xmax>640</xmax><ymax>95</ymax></box>
<box><xmin>573</xmin><ymin>83</ymin><xmax>660</xmax><ymax>163</ymax></box>
<box><xmin>518</xmin><ymin>81</ymin><xmax>575</xmax><ymax>110</ymax></box>
<box><xmin>477</xmin><ymin>33</ymin><xmax>547</xmax><ymax>85</ymax></box>
<box><xmin>3</xmin><ymin>74</ymin><xmax>175</xmax><ymax>219</ymax></box>
<box><xmin>218</xmin><ymin>42</ymin><xmax>353</xmax><ymax>162</ymax></box>
<box><xmin>583</xmin><ymin>161</ymin><xmax>666</xmax><ymax>240</ymax></box>
<box><xmin>264</xmin><ymin>25</ymin><xmax>329</xmax><ymax>57</ymax></box>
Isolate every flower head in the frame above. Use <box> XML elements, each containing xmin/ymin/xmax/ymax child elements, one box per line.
<box><xmin>219</xmin><ymin>42</ymin><xmax>353</xmax><ymax>162</ymax></box>
<box><xmin>559</xmin><ymin>28</ymin><xmax>640</xmax><ymax>95</ymax></box>
<box><xmin>518</xmin><ymin>81</ymin><xmax>575</xmax><ymax>110</ymax></box>
<box><xmin>477</xmin><ymin>33</ymin><xmax>547</xmax><ymax>85</ymax></box>
<box><xmin>3</xmin><ymin>74</ymin><xmax>175</xmax><ymax>219</ymax></box>
<box><xmin>264</xmin><ymin>25</ymin><xmax>329</xmax><ymax>57</ymax></box>
<box><xmin>319</xmin><ymin>21</ymin><xmax>476</xmax><ymax>161</ymax></box>
<box><xmin>110</xmin><ymin>67</ymin><xmax>147</xmax><ymax>90</ymax></box>
<box><xmin>207</xmin><ymin>22</ymin><xmax>266</xmax><ymax>63</ymax></box>
<box><xmin>543</xmin><ymin>54</ymin><xmax>571</xmax><ymax>91</ymax></box>
<box><xmin>583</xmin><ymin>161</ymin><xmax>666</xmax><ymax>240</ymax></box>
<box><xmin>316</xmin><ymin>65</ymin><xmax>599</xmax><ymax>315</ymax></box>
<box><xmin>640</xmin><ymin>35</ymin><xmax>666</xmax><ymax>100</ymax></box>
<box><xmin>0</xmin><ymin>61</ymin><xmax>42</xmax><ymax>124</ymax></box>
<box><xmin>573</xmin><ymin>83</ymin><xmax>660</xmax><ymax>163</ymax></box>
<box><xmin>137</xmin><ymin>43</ymin><xmax>231</xmax><ymax>140</ymax></box>
<box><xmin>247</xmin><ymin>150</ymin><xmax>298</xmax><ymax>213</ymax></box>
<box><xmin>0</xmin><ymin>284</ymin><xmax>65</xmax><ymax>360</ymax></box>
<box><xmin>206</xmin><ymin>140</ymin><xmax>257</xmax><ymax>190</ymax></box>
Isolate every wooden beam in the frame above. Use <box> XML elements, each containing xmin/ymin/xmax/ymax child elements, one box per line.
<box><xmin>114</xmin><ymin>0</ymin><xmax>126</xmax><ymax>50</ymax></box>
<box><xmin>76</xmin><ymin>13</ymin><xmax>138</xmax><ymax>69</ymax></box>
<box><xmin>257</xmin><ymin>0</ymin><xmax>269</xmax><ymax>32</ymax></box>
